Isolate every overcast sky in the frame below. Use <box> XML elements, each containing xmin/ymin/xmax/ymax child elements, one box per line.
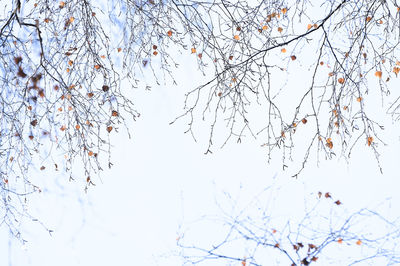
<box><xmin>2</xmin><ymin>2</ymin><xmax>400</xmax><ymax>265</ymax></box>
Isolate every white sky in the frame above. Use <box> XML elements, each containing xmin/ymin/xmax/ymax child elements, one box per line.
<box><xmin>1</xmin><ymin>57</ymin><xmax>399</xmax><ymax>265</ymax></box>
<box><xmin>2</xmin><ymin>2</ymin><xmax>400</xmax><ymax>265</ymax></box>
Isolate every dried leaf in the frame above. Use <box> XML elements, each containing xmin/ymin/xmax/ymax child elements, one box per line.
<box><xmin>367</xmin><ymin>136</ymin><xmax>373</xmax><ymax>146</ymax></box>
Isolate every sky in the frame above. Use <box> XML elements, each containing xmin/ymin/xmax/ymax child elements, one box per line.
<box><xmin>1</xmin><ymin>56</ymin><xmax>399</xmax><ymax>265</ymax></box>
<box><xmin>2</xmin><ymin>1</ymin><xmax>400</xmax><ymax>265</ymax></box>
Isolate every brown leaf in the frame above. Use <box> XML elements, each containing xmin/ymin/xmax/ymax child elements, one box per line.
<box><xmin>14</xmin><ymin>56</ymin><xmax>22</xmax><ymax>65</ymax></box>
<box><xmin>102</xmin><ymin>85</ymin><xmax>109</xmax><ymax>92</ymax></box>
<box><xmin>31</xmin><ymin>119</ymin><xmax>38</xmax><ymax>127</ymax></box>
<box><xmin>17</xmin><ymin>66</ymin><xmax>27</xmax><ymax>78</ymax></box>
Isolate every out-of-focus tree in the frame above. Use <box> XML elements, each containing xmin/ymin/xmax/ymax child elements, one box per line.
<box><xmin>177</xmin><ymin>187</ymin><xmax>400</xmax><ymax>265</ymax></box>
<box><xmin>2</xmin><ymin>0</ymin><xmax>400</xmax><ymax>240</ymax></box>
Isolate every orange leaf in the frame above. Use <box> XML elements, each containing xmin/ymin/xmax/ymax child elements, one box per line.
<box><xmin>357</xmin><ymin>97</ymin><xmax>362</xmax><ymax>102</ymax></box>
<box><xmin>338</xmin><ymin>77</ymin><xmax>345</xmax><ymax>84</ymax></box>
<box><xmin>281</xmin><ymin>48</ymin><xmax>286</xmax><ymax>53</ymax></box>
<box><xmin>68</xmin><ymin>60</ymin><xmax>73</xmax><ymax>66</ymax></box>
<box><xmin>153</xmin><ymin>51</ymin><xmax>158</xmax><ymax>56</ymax></box>
<box><xmin>367</xmin><ymin>136</ymin><xmax>373</xmax><ymax>146</ymax></box>
<box><xmin>191</xmin><ymin>48</ymin><xmax>196</xmax><ymax>54</ymax></box>
<box><xmin>302</xmin><ymin>118</ymin><xmax>307</xmax><ymax>124</ymax></box>
<box><xmin>59</xmin><ymin>1</ymin><xmax>65</xmax><ymax>8</ymax></box>
<box><xmin>106</xmin><ymin>126</ymin><xmax>113</xmax><ymax>133</ymax></box>
<box><xmin>375</xmin><ymin>71</ymin><xmax>382</xmax><ymax>78</ymax></box>
<box><xmin>69</xmin><ymin>17</ymin><xmax>75</xmax><ymax>23</ymax></box>
<box><xmin>75</xmin><ymin>124</ymin><xmax>80</xmax><ymax>130</ymax></box>
<box><xmin>338</xmin><ymin>238</ymin><xmax>343</xmax><ymax>244</ymax></box>
<box><xmin>87</xmin><ymin>92</ymin><xmax>94</xmax><ymax>98</ymax></box>
<box><xmin>366</xmin><ymin>16</ymin><xmax>372</xmax><ymax>22</ymax></box>
<box><xmin>117</xmin><ymin>48</ymin><xmax>122</xmax><ymax>52</ymax></box>
<box><xmin>167</xmin><ymin>30</ymin><xmax>173</xmax><ymax>37</ymax></box>
<box><xmin>281</xmin><ymin>8</ymin><xmax>287</xmax><ymax>14</ymax></box>
<box><xmin>88</xmin><ymin>151</ymin><xmax>94</xmax><ymax>156</ymax></box>
<box><xmin>112</xmin><ymin>110</ymin><xmax>119</xmax><ymax>117</ymax></box>
<box><xmin>234</xmin><ymin>35</ymin><xmax>240</xmax><ymax>40</ymax></box>
<box><xmin>94</xmin><ymin>64</ymin><xmax>101</xmax><ymax>69</ymax></box>
<box><xmin>307</xmin><ymin>24</ymin><xmax>312</xmax><ymax>30</ymax></box>
<box><xmin>277</xmin><ymin>27</ymin><xmax>283</xmax><ymax>33</ymax></box>
<box><xmin>356</xmin><ymin>240</ymin><xmax>362</xmax><ymax>245</ymax></box>
<box><xmin>262</xmin><ymin>25</ymin><xmax>268</xmax><ymax>30</ymax></box>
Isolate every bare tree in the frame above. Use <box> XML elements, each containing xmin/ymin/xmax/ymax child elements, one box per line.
<box><xmin>177</xmin><ymin>187</ymin><xmax>400</xmax><ymax>265</ymax></box>
<box><xmin>170</xmin><ymin>0</ymin><xmax>400</xmax><ymax>177</ymax></box>
<box><xmin>1</xmin><ymin>0</ymin><xmax>400</xmax><ymax>242</ymax></box>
